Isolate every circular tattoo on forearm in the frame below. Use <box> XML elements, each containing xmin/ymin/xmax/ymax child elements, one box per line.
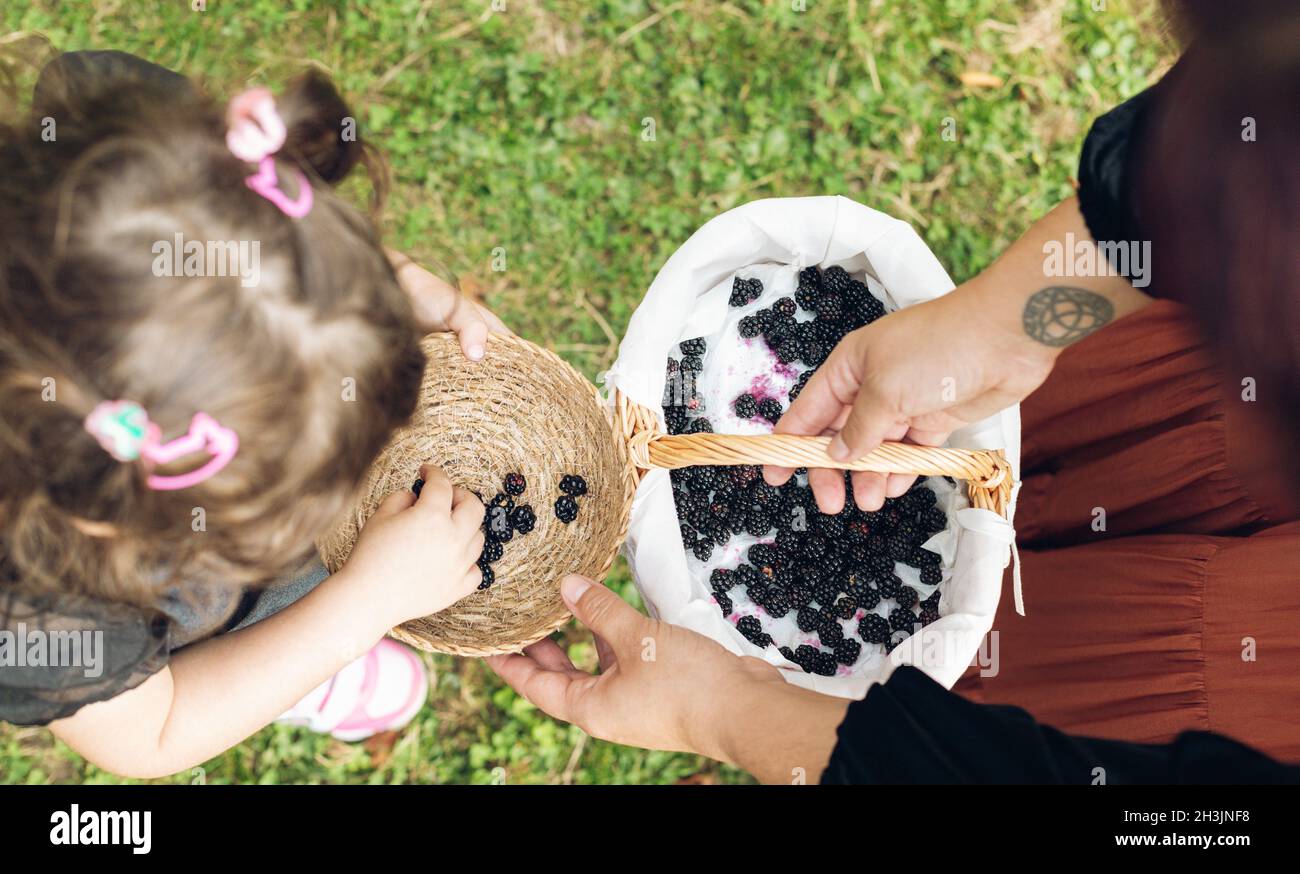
<box><xmin>1022</xmin><ymin>286</ymin><xmax>1115</xmax><ymax>347</ymax></box>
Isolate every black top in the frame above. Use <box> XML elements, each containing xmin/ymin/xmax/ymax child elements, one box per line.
<box><xmin>1073</xmin><ymin>58</ymin><xmax>1186</xmax><ymax>287</ymax></box>
<box><xmin>821</xmin><ymin>667</ymin><xmax>1299</xmax><ymax>784</ymax></box>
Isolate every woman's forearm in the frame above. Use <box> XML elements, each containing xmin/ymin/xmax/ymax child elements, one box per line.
<box><xmin>705</xmin><ymin>674</ymin><xmax>850</xmax><ymax>785</ymax></box>
<box><xmin>51</xmin><ymin>568</ymin><xmax>391</xmax><ymax>778</ymax></box>
<box><xmin>957</xmin><ymin>196</ymin><xmax>1153</xmax><ymax>359</ymax></box>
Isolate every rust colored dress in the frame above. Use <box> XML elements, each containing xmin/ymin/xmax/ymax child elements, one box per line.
<box><xmin>956</xmin><ymin>300</ymin><xmax>1300</xmax><ymax>759</ymax></box>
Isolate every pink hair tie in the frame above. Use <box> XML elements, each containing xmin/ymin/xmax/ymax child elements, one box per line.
<box><xmin>84</xmin><ymin>401</ymin><xmax>240</xmax><ymax>491</ymax></box>
<box><xmin>226</xmin><ymin>87</ymin><xmax>313</xmax><ymax>219</ymax></box>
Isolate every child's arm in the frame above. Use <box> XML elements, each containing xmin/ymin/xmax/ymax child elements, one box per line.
<box><xmin>50</xmin><ymin>466</ymin><xmax>484</xmax><ymax>779</ymax></box>
<box><xmin>387</xmin><ymin>249</ymin><xmax>510</xmax><ymax>359</ymax></box>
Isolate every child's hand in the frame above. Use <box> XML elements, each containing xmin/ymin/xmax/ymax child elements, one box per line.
<box><xmin>387</xmin><ymin>249</ymin><xmax>510</xmax><ymax>361</ymax></box>
<box><xmin>340</xmin><ymin>464</ymin><xmax>485</xmax><ymax>628</ymax></box>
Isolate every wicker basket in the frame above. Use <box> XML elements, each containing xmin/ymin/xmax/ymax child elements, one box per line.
<box><xmin>319</xmin><ymin>332</ymin><xmax>1012</xmax><ymax>656</ymax></box>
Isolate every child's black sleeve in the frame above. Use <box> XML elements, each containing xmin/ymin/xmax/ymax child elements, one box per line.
<box><xmin>0</xmin><ymin>590</ymin><xmax>169</xmax><ymax>726</ymax></box>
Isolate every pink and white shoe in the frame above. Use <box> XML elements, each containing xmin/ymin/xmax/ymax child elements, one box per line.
<box><xmin>278</xmin><ymin>638</ymin><xmax>429</xmax><ymax>741</ymax></box>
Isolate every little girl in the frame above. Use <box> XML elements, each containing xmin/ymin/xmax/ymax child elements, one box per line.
<box><xmin>0</xmin><ymin>50</ymin><xmax>497</xmax><ymax>776</ymax></box>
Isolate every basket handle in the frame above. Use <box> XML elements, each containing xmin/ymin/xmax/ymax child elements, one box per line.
<box><xmin>614</xmin><ymin>395</ymin><xmax>1012</xmax><ymax>515</ymax></box>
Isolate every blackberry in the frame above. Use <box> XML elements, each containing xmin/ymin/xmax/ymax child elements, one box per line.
<box><xmin>728</xmin><ymin>464</ymin><xmax>761</xmax><ymax>489</ymax></box>
<box><xmin>814</xmin><ymin>293</ymin><xmax>843</xmax><ymax>322</ymax></box>
<box><xmin>919</xmin><ymin>607</ymin><xmax>940</xmax><ymax>626</ymax></box>
<box><xmin>818</xmin><ymin>622</ymin><xmax>844</xmax><ymax>648</ymax></box>
<box><xmin>894</xmin><ymin>521</ymin><xmax>922</xmax><ymax>545</ymax></box>
<box><xmin>509</xmin><ymin>504</ymin><xmax>536</xmax><ymax>534</ymax></box>
<box><xmin>710</xmin><ymin>568</ymin><xmax>736</xmax><ymax>593</ymax></box>
<box><xmin>794</xmin><ymin>644</ymin><xmax>819</xmax><ymax>671</ymax></box>
<box><xmin>728</xmin><ymin>277</ymin><xmax>762</xmax><ymax>307</ymax></box>
<box><xmin>685</xmin><ymin>466</ymin><xmax>720</xmax><ymax>491</ymax></box>
<box><xmin>480</xmin><ymin>538</ymin><xmax>503</xmax><ymax>564</ymax></box>
<box><xmin>773</xmin><ymin>296</ymin><xmax>797</xmax><ymax>318</ymax></box>
<box><xmin>832</xmin><ymin>596</ymin><xmax>858</xmax><ymax>620</ymax></box>
<box><xmin>744</xmin><ymin>510</ymin><xmax>774</xmax><ymax>537</ymax></box>
<box><xmin>778</xmin><ymin>645</ymin><xmax>797</xmax><ymax>664</ymax></box>
<box><xmin>799</xmin><ymin>534</ymin><xmax>828</xmax><ymax>560</ymax></box>
<box><xmin>680</xmin><ymin>337</ymin><xmax>707</xmax><ymax>356</ymax></box>
<box><xmin>554</xmin><ymin>495</ymin><xmax>579</xmax><ymax>523</ymax></box>
<box><xmin>906</xmin><ymin>485</ymin><xmax>937</xmax><ymax>508</ymax></box>
<box><xmin>921</xmin><ymin>590</ymin><xmax>941</xmax><ymax>610</ymax></box>
<box><xmin>775</xmin><ymin>337</ymin><xmax>804</xmax><ymax>365</ymax></box>
<box><xmin>738</xmin><ymin>314</ymin><xmax>763</xmax><ymax>338</ymax></box>
<box><xmin>894</xmin><ymin>586</ymin><xmax>919</xmax><ymax>610</ymax></box>
<box><xmin>912</xmin><ymin>546</ymin><xmax>942</xmax><ymax>567</ymax></box>
<box><xmin>692</xmin><ymin>539</ymin><xmax>714</xmax><ymax>562</ymax></box>
<box><xmin>796</xmin><ymin>606</ymin><xmax>821</xmax><ymax>633</ymax></box>
<box><xmin>863</xmin><ymin>295</ymin><xmax>886</xmax><ymax>323</ymax></box>
<box><xmin>787</xmin><ymin>369</ymin><xmax>813</xmax><ymax>402</ymax></box>
<box><xmin>485</xmin><ymin>504</ymin><xmax>513</xmax><ymax>542</ymax></box>
<box><xmin>559</xmin><ymin>474</ymin><xmax>588</xmax><ymax>496</ymax></box>
<box><xmin>833</xmin><ymin>638</ymin><xmax>862</xmax><ymax>666</ymax></box>
<box><xmin>503</xmin><ymin>472</ymin><xmax>526</xmax><ymax>496</ymax></box>
<box><xmin>846</xmin><ymin>580</ymin><xmax>880</xmax><ymax>610</ymax></box>
<box><xmin>867</xmin><ymin>554</ymin><xmax>894</xmax><ymax>576</ymax></box>
<box><xmin>875</xmin><ymin>573</ymin><xmax>903</xmax><ymax>599</ymax></box>
<box><xmin>686</xmin><ymin>416</ymin><xmax>714</xmax><ymax>434</ymax></box>
<box><xmin>665</xmin><ymin>356</ymin><xmax>680</xmax><ymax>376</ymax></box>
<box><xmin>887</xmin><ymin>537</ymin><xmax>913</xmax><ymax>562</ymax></box>
<box><xmin>822</xmin><ymin>550</ymin><xmax>846</xmax><ymax>576</ymax></box>
<box><xmin>888</xmin><ymin>606</ymin><xmax>917</xmax><ymax>633</ymax></box>
<box><xmin>812</xmin><ymin>652</ymin><xmax>838</xmax><ymax>677</ymax></box>
<box><xmin>747</xmin><ymin>582</ymin><xmax>771</xmax><ymax>604</ymax></box>
<box><xmin>411</xmin><ymin>477</ymin><xmax>425</xmax><ymax>497</ymax></box>
<box><xmin>787</xmin><ymin>583</ymin><xmax>814</xmax><ymax>608</ymax></box>
<box><xmin>858</xmin><ymin>614</ymin><xmax>891</xmax><ymax>644</ymax></box>
<box><xmin>795</xmin><ymin>280</ymin><xmax>820</xmax><ymax>311</ymax></box>
<box><xmin>920</xmin><ymin>566</ymin><xmax>942</xmax><ymax>586</ymax></box>
<box><xmin>733</xmin><ymin>393</ymin><xmax>758</xmax><ymax>419</ymax></box>
<box><xmin>734</xmin><ymin>564</ymin><xmax>761</xmax><ymax>587</ymax></box>
<box><xmin>823</xmin><ymin>265</ymin><xmax>852</xmax><ymax>294</ymax></box>
<box><xmin>811</xmin><ymin>579</ymin><xmax>840</xmax><ymax>608</ymax></box>
<box><xmin>664</xmin><ymin>406</ymin><xmax>687</xmax><ymax>434</ymax></box>
<box><xmin>680</xmin><ymin>354</ymin><xmax>704</xmax><ymax>372</ymax></box>
<box><xmin>923</xmin><ymin>506</ymin><xmax>948</xmax><ymax>532</ymax></box>
<box><xmin>715</xmin><ymin>592</ymin><xmax>733</xmax><ymax>616</ymax></box>
<box><xmin>477</xmin><ymin>562</ymin><xmax>495</xmax><ymax>589</ymax></box>
<box><xmin>801</xmin><ymin>341</ymin><xmax>828</xmax><ymax>367</ymax></box>
<box><xmin>736</xmin><ymin>616</ymin><xmax>771</xmax><ymax>648</ymax></box>
<box><xmin>761</xmin><ymin>588</ymin><xmax>791</xmax><ymax>619</ymax></box>
<box><xmin>758</xmin><ymin>398</ymin><xmax>784</xmax><ymax>424</ymax></box>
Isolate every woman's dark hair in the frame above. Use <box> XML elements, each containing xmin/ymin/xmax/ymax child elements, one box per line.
<box><xmin>1140</xmin><ymin>1</ymin><xmax>1300</xmax><ymax>488</ymax></box>
<box><xmin>0</xmin><ymin>50</ymin><xmax>424</xmax><ymax>605</ymax></box>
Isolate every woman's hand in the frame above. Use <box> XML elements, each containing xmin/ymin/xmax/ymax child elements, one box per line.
<box><xmin>768</xmin><ymin>286</ymin><xmax>1055</xmax><ymax>514</ymax></box>
<box><xmin>486</xmin><ymin>575</ymin><xmax>848</xmax><ymax>783</ymax></box>
<box><xmin>387</xmin><ymin>249</ymin><xmax>510</xmax><ymax>360</ymax></box>
<box><xmin>768</xmin><ymin>197</ymin><xmax>1152</xmax><ymax>514</ymax></box>
<box><xmin>337</xmin><ymin>464</ymin><xmax>485</xmax><ymax>629</ymax></box>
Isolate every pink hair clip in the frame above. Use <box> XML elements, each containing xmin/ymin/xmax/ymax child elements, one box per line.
<box><xmin>226</xmin><ymin>87</ymin><xmax>313</xmax><ymax>219</ymax></box>
<box><xmin>84</xmin><ymin>401</ymin><xmax>240</xmax><ymax>491</ymax></box>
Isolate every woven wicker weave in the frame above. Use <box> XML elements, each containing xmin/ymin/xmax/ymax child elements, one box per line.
<box><xmin>320</xmin><ymin>332</ymin><xmax>1011</xmax><ymax>656</ymax></box>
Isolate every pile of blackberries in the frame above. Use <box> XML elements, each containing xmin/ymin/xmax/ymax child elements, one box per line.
<box><xmin>663</xmin><ymin>265</ymin><xmax>948</xmax><ymax>676</ymax></box>
<box><xmin>475</xmin><ymin>473</ymin><xmax>539</xmax><ymax>589</ymax></box>
<box><xmin>415</xmin><ymin>471</ymin><xmax>593</xmax><ymax>591</ymax></box>
<box><xmin>734</xmin><ymin>266</ymin><xmax>886</xmax><ymax>372</ymax></box>
<box><xmin>695</xmin><ymin>473</ymin><xmax>946</xmax><ymax>673</ymax></box>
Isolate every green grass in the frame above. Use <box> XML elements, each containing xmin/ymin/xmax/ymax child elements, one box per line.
<box><xmin>0</xmin><ymin>0</ymin><xmax>1173</xmax><ymax>784</ymax></box>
